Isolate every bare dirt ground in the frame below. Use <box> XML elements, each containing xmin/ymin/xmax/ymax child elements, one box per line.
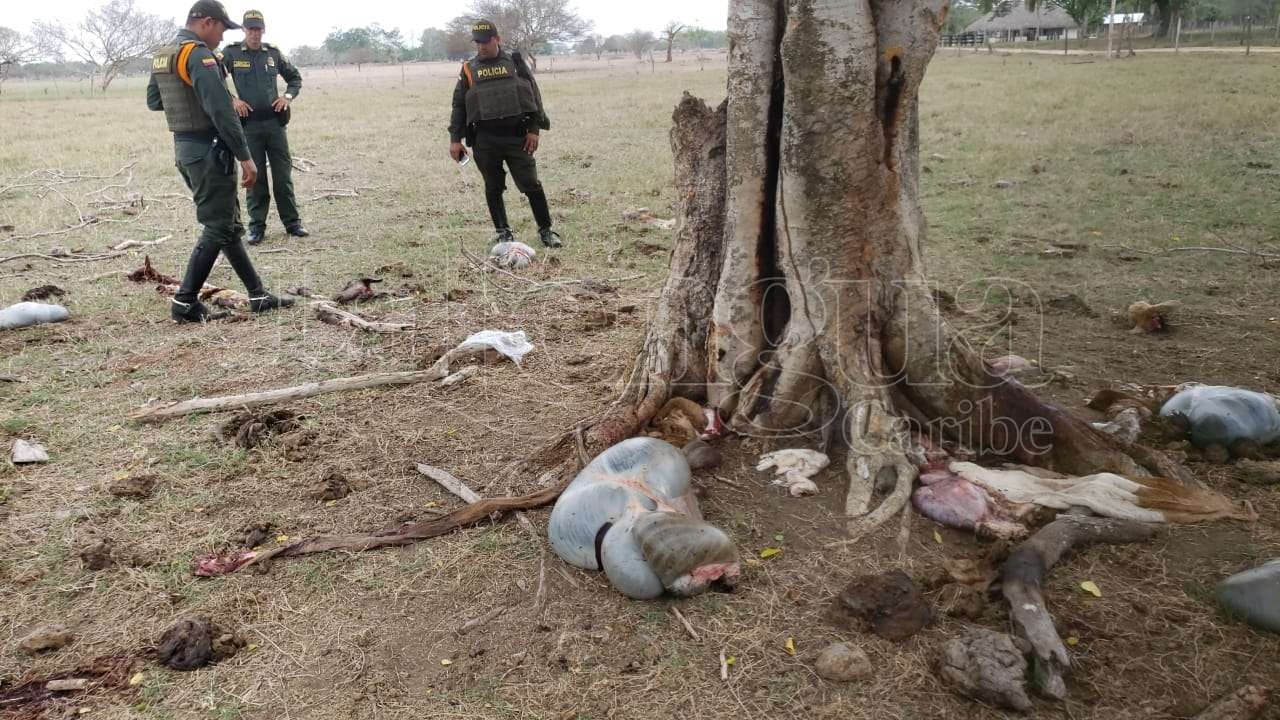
<box><xmin>1</xmin><ymin>50</ymin><xmax>1278</xmax><ymax>719</ymax></box>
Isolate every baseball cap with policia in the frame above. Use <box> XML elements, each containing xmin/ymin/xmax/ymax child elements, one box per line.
<box><xmin>242</xmin><ymin>10</ymin><xmax>265</xmax><ymax>29</ymax></box>
<box><xmin>187</xmin><ymin>0</ymin><xmax>241</xmax><ymax>29</ymax></box>
<box><xmin>471</xmin><ymin>20</ymin><xmax>498</xmax><ymax>41</ymax></box>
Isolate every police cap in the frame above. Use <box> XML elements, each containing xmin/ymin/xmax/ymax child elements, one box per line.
<box><xmin>242</xmin><ymin>10</ymin><xmax>265</xmax><ymax>29</ymax></box>
<box><xmin>471</xmin><ymin>19</ymin><xmax>498</xmax><ymax>42</ymax></box>
<box><xmin>188</xmin><ymin>0</ymin><xmax>241</xmax><ymax>29</ymax></box>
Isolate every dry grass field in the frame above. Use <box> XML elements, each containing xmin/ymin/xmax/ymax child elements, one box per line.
<box><xmin>2</xmin><ymin>49</ymin><xmax>1279</xmax><ymax>719</ymax></box>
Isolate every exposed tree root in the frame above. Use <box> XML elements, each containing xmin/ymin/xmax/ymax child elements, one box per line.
<box><xmin>1000</xmin><ymin>515</ymin><xmax>1158</xmax><ymax>699</ymax></box>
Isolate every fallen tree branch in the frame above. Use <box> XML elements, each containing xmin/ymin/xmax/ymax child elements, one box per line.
<box><xmin>131</xmin><ymin>367</ymin><xmax>452</xmax><ymax>422</ymax></box>
<box><xmin>133</xmin><ymin>331</ymin><xmax>521</xmax><ymax>422</ymax></box>
<box><xmin>291</xmin><ymin>157</ymin><xmax>317</xmax><ymax>173</ymax></box>
<box><xmin>416</xmin><ymin>464</ymin><xmax>483</xmax><ymax>504</ymax></box>
<box><xmin>1000</xmin><ymin>515</ymin><xmax>1158</xmax><ymax>701</ymax></box>
<box><xmin>0</xmin><ymin>251</ymin><xmax>125</xmax><ymax>266</ymax></box>
<box><xmin>312</xmin><ymin>301</ymin><xmax>414</xmax><ymax>333</ymax></box>
<box><xmin>1105</xmin><ymin>243</ymin><xmax>1280</xmax><ymax>261</ymax></box>
<box><xmin>237</xmin><ymin>474</ymin><xmax>573</xmax><ymax>571</ymax></box>
<box><xmin>110</xmin><ymin>234</ymin><xmax>171</xmax><ymax>251</ymax></box>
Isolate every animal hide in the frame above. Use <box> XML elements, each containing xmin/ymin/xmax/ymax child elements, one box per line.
<box><xmin>949</xmin><ymin>462</ymin><xmax>1256</xmax><ymax>524</ymax></box>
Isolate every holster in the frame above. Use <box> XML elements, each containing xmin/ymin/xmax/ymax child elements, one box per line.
<box><xmin>278</xmin><ymin>104</ymin><xmax>291</xmax><ymax>127</ymax></box>
<box><xmin>210</xmin><ymin>137</ymin><xmax>234</xmax><ymax>176</ymax></box>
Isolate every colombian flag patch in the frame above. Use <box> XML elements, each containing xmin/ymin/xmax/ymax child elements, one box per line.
<box><xmin>202</xmin><ymin>57</ymin><xmax>218</xmax><ymax>67</ymax></box>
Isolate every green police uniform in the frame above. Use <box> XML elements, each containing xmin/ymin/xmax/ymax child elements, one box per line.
<box><xmin>449</xmin><ymin>21</ymin><xmax>560</xmax><ymax>248</ymax></box>
<box><xmin>221</xmin><ymin>13</ymin><xmax>305</xmax><ymax>241</ymax></box>
<box><xmin>146</xmin><ymin>15</ymin><xmax>291</xmax><ymax>323</ymax></box>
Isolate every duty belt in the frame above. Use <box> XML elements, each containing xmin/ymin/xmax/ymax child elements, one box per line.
<box><xmin>174</xmin><ymin>129</ymin><xmax>217</xmax><ymax>143</ymax></box>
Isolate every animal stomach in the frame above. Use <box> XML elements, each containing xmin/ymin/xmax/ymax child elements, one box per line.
<box><xmin>548</xmin><ymin>437</ymin><xmax>740</xmax><ymax>599</ymax></box>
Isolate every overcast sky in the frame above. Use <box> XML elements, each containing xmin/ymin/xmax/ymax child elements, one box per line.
<box><xmin>6</xmin><ymin>0</ymin><xmax>730</xmax><ymax>52</ymax></box>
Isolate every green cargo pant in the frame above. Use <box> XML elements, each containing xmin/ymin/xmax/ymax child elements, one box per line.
<box><xmin>243</xmin><ymin>118</ymin><xmax>300</xmax><ymax>232</ymax></box>
<box><xmin>472</xmin><ymin>141</ymin><xmax>552</xmax><ymax>230</ymax></box>
<box><xmin>175</xmin><ymin>139</ymin><xmax>244</xmax><ymax>248</ymax></box>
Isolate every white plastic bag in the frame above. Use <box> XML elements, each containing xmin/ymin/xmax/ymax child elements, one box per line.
<box><xmin>452</xmin><ymin>330</ymin><xmax>535</xmax><ymax>366</ymax></box>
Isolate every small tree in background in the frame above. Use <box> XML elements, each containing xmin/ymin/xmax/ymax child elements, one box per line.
<box><xmin>603</xmin><ymin>34</ymin><xmax>626</xmax><ymax>54</ymax></box>
<box><xmin>0</xmin><ymin>26</ymin><xmax>37</xmax><ymax>94</ymax></box>
<box><xmin>33</xmin><ymin>0</ymin><xmax>173</xmax><ymax>91</ymax></box>
<box><xmin>467</xmin><ymin>0</ymin><xmax>592</xmax><ymax>69</ymax></box>
<box><xmin>662</xmin><ymin>21</ymin><xmax>686</xmax><ymax>62</ymax></box>
<box><xmin>626</xmin><ymin>29</ymin><xmax>655</xmax><ymax>59</ymax></box>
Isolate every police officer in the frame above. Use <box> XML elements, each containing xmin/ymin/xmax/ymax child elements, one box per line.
<box><xmin>221</xmin><ymin>10</ymin><xmax>308</xmax><ymax>245</ymax></box>
<box><xmin>146</xmin><ymin>0</ymin><xmax>293</xmax><ymax>323</ymax></box>
<box><xmin>448</xmin><ymin>20</ymin><xmax>563</xmax><ymax>249</ymax></box>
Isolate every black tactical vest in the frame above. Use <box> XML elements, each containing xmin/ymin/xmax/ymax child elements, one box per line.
<box><xmin>463</xmin><ymin>55</ymin><xmax>540</xmax><ymax>124</ymax></box>
<box><xmin>151</xmin><ymin>42</ymin><xmax>214</xmax><ymax>133</ymax></box>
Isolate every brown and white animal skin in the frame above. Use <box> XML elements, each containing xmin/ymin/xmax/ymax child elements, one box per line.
<box><xmin>549</xmin><ymin>437</ymin><xmax>740</xmax><ymax>599</ymax></box>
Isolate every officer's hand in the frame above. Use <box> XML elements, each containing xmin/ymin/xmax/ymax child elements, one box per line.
<box><xmin>449</xmin><ymin>142</ymin><xmax>465</xmax><ymax>162</ymax></box>
<box><xmin>232</xmin><ymin>99</ymin><xmax>252</xmax><ymax>118</ymax></box>
<box><xmin>239</xmin><ymin>159</ymin><xmax>258</xmax><ymax>189</ymax></box>
<box><xmin>523</xmin><ymin>133</ymin><xmax>540</xmax><ymax>155</ymax></box>
<box><xmin>272</xmin><ymin>97</ymin><xmax>290</xmax><ymax>112</ymax></box>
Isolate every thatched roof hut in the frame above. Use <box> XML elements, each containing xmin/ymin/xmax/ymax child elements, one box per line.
<box><xmin>965</xmin><ymin>5</ymin><xmax>1079</xmax><ymax>35</ymax></box>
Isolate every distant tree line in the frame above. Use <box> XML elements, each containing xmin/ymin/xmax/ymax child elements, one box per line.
<box><xmin>571</xmin><ymin>25</ymin><xmax>728</xmax><ymax>62</ymax></box>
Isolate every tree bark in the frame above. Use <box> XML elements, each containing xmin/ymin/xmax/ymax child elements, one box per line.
<box><xmin>617</xmin><ymin>0</ymin><xmax>1191</xmax><ymax>540</ymax></box>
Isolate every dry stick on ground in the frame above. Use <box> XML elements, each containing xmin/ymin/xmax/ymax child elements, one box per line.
<box><xmin>671</xmin><ymin>606</ymin><xmax>701</xmax><ymax>641</ymax></box>
<box><xmin>416</xmin><ymin>464</ymin><xmax>484</xmax><ymax>504</ymax></box>
<box><xmin>1104</xmin><ymin>242</ymin><xmax>1280</xmax><ymax>261</ymax></box>
<box><xmin>110</xmin><ymin>235</ymin><xmax>171</xmax><ymax>251</ymax></box>
<box><xmin>240</xmin><ymin>474</ymin><xmax>575</xmax><ymax>571</ymax></box>
<box><xmin>133</xmin><ymin>335</ymin><xmax>520</xmax><ymax>422</ymax></box>
<box><xmin>458</xmin><ymin>603</ymin><xmax>516</xmax><ymax>635</ymax></box>
<box><xmin>313</xmin><ymin>301</ymin><xmax>415</xmax><ymax>334</ymax></box>
<box><xmin>308</xmin><ymin>186</ymin><xmax>382</xmax><ymax>202</ymax></box>
<box><xmin>0</xmin><ymin>251</ymin><xmax>125</xmax><ymax>266</ymax></box>
<box><xmin>131</xmin><ymin>368</ymin><xmax>453</xmax><ymax>422</ymax></box>
<box><xmin>1194</xmin><ymin>686</ymin><xmax>1271</xmax><ymax>720</ymax></box>
<box><xmin>1000</xmin><ymin>515</ymin><xmax>1159</xmax><ymax>701</ymax></box>
<box><xmin>0</xmin><ymin>161</ymin><xmax>138</xmax><ymax>197</ymax></box>
<box><xmin>423</xmin><ymin>456</ymin><xmax>540</xmax><ymax>536</ymax></box>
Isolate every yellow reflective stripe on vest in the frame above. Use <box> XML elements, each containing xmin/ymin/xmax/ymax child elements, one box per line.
<box><xmin>176</xmin><ymin>42</ymin><xmax>197</xmax><ymax>86</ymax></box>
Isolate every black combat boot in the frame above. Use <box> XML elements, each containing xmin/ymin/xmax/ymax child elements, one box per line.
<box><xmin>493</xmin><ymin>227</ymin><xmax>514</xmax><ymax>246</ymax></box>
<box><xmin>172</xmin><ymin>241</ymin><xmax>223</xmax><ymax>324</ymax></box>
<box><xmin>247</xmin><ymin>228</ymin><xmax>265</xmax><ymax>245</ymax></box>
<box><xmin>538</xmin><ymin>227</ymin><xmax>563</xmax><ymax>248</ymax></box>
<box><xmin>171</xmin><ymin>297</ymin><xmax>220</xmax><ymax>323</ymax></box>
<box><xmin>221</xmin><ymin>240</ymin><xmax>295</xmax><ymax>314</ymax></box>
<box><xmin>285</xmin><ymin>223</ymin><xmax>310</xmax><ymax>238</ymax></box>
<box><xmin>248</xmin><ymin>293</ymin><xmax>295</xmax><ymax>312</ymax></box>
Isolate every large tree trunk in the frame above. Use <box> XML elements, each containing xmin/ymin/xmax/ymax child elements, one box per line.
<box><xmin>617</xmin><ymin>0</ymin><xmax>1189</xmax><ymax>540</ymax></box>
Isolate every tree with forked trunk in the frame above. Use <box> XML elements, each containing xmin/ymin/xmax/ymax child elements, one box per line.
<box><xmin>662</xmin><ymin>22</ymin><xmax>686</xmax><ymax>62</ymax></box>
<box><xmin>583</xmin><ymin>0</ymin><xmax>1191</xmax><ymax>540</ymax></box>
